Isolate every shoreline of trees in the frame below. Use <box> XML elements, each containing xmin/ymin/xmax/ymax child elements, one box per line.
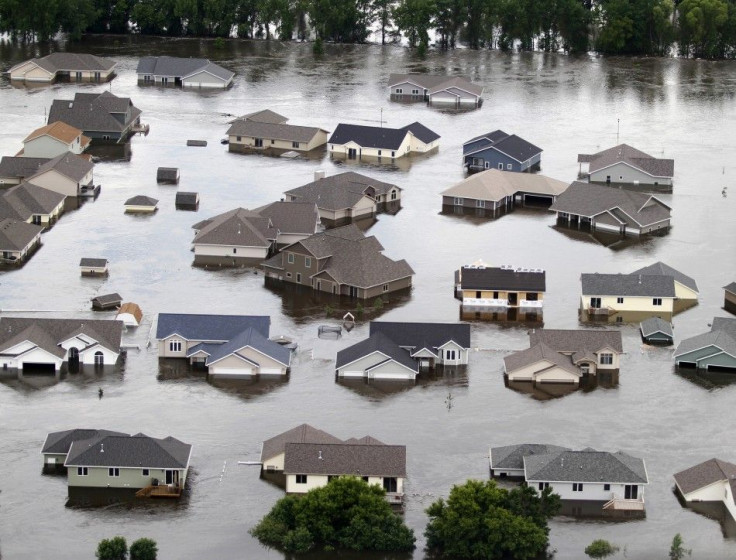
<box><xmin>1</xmin><ymin>0</ymin><xmax>735</xmax><ymax>59</ymax></box>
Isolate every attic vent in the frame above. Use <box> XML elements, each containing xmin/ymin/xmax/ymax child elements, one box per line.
<box><xmin>318</xmin><ymin>451</ymin><xmax>323</xmax><ymax>460</ymax></box>
<box><xmin>69</xmin><ymin>102</ymin><xmax>73</xmax><ymax>108</ymax></box>
<box><xmin>100</xmin><ymin>444</ymin><xmax>104</xmax><ymax>453</ymax></box>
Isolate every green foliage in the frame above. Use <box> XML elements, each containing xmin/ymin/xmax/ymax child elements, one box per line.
<box><xmin>425</xmin><ymin>479</ymin><xmax>560</xmax><ymax>560</ymax></box>
<box><xmin>313</xmin><ymin>36</ymin><xmax>324</xmax><ymax>55</ymax></box>
<box><xmin>585</xmin><ymin>539</ymin><xmax>619</xmax><ymax>559</ymax></box>
<box><xmin>250</xmin><ymin>476</ymin><xmax>415</xmax><ymax>553</ymax></box>
<box><xmin>96</xmin><ymin>536</ymin><xmax>128</xmax><ymax>560</ymax></box>
<box><xmin>130</xmin><ymin>538</ymin><xmax>157</xmax><ymax>560</ymax></box>
<box><xmin>669</xmin><ymin>533</ymin><xmax>692</xmax><ymax>560</ymax></box>
<box><xmin>372</xmin><ymin>296</ymin><xmax>384</xmax><ymax>310</ymax></box>
<box><xmin>677</xmin><ymin>0</ymin><xmax>729</xmax><ymax>58</ymax></box>
<box><xmin>324</xmin><ymin>304</ymin><xmax>333</xmax><ymax>317</ymax></box>
<box><xmin>355</xmin><ymin>302</ymin><xmax>364</xmax><ymax>317</ymax></box>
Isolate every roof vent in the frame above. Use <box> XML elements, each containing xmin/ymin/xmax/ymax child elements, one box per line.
<box><xmin>318</xmin><ymin>450</ymin><xmax>323</xmax><ymax>460</ymax></box>
<box><xmin>69</xmin><ymin>102</ymin><xmax>73</xmax><ymax>108</ymax></box>
<box><xmin>314</xmin><ymin>170</ymin><xmax>325</xmax><ymax>182</ymax></box>
<box><xmin>100</xmin><ymin>443</ymin><xmax>104</xmax><ymax>453</ymax></box>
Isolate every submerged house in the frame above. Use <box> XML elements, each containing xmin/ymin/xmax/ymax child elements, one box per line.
<box><xmin>328</xmin><ymin>122</ymin><xmax>440</xmax><ymax>160</ymax></box>
<box><xmin>388</xmin><ymin>73</ymin><xmax>483</xmax><ymax>106</ymax></box>
<box><xmin>190</xmin><ymin>202</ymin><xmax>319</xmax><ymax>266</ymax></box>
<box><xmin>639</xmin><ymin>317</ymin><xmax>674</xmax><ymax>345</ymax></box>
<box><xmin>578</xmin><ymin>144</ymin><xmax>674</xmax><ymax>187</ymax></box>
<box><xmin>261</xmin><ymin>424</ymin><xmax>406</xmax><ymax>504</ymax></box>
<box><xmin>489</xmin><ymin>443</ymin><xmax>570</xmax><ymax>479</ymax></box>
<box><xmin>262</xmin><ymin>224</ymin><xmax>414</xmax><ymax>299</ymax></box>
<box><xmin>726</xmin><ymin>283</ymin><xmax>736</xmax><ymax>315</ymax></box>
<box><xmin>442</xmin><ymin>169</ymin><xmax>567</xmax><ymax>218</ymax></box>
<box><xmin>26</xmin><ymin>152</ymin><xmax>95</xmax><ymax>198</ymax></box>
<box><xmin>0</xmin><ymin>182</ymin><xmax>65</xmax><ymax>228</ymax></box>
<box><xmin>155</xmin><ymin>313</ymin><xmax>290</xmax><ymax>376</ymax></box>
<box><xmin>48</xmin><ymin>91</ymin><xmax>143</xmax><ymax>142</ymax></box>
<box><xmin>226</xmin><ymin>117</ymin><xmax>328</xmax><ymax>153</ymax></box>
<box><xmin>20</xmin><ymin>121</ymin><xmax>90</xmax><ymax>158</ymax></box>
<box><xmin>284</xmin><ymin>171</ymin><xmax>401</xmax><ymax>225</ymax></box>
<box><xmin>504</xmin><ymin>329</ymin><xmax>623</xmax><ymax>384</ymax></box>
<box><xmin>0</xmin><ymin>218</ymin><xmax>43</xmax><ymax>264</ymax></box>
<box><xmin>673</xmin><ymin>317</ymin><xmax>736</xmax><ymax>373</ymax></box>
<box><xmin>0</xmin><ymin>317</ymin><xmax>123</xmax><ymax>371</ymax></box>
<box><xmin>462</xmin><ymin>130</ymin><xmax>542</xmax><ymax>173</ymax></box>
<box><xmin>335</xmin><ymin>321</ymin><xmax>471</xmax><ymax>380</ymax></box>
<box><xmin>549</xmin><ymin>182</ymin><xmax>672</xmax><ymax>236</ymax></box>
<box><xmin>136</xmin><ymin>56</ymin><xmax>234</xmax><ymax>88</ymax></box>
<box><xmin>115</xmin><ymin>302</ymin><xmax>143</xmax><ymax>328</ymax></box>
<box><xmin>456</xmin><ymin>263</ymin><xmax>546</xmax><ymax>309</ymax></box>
<box><xmin>0</xmin><ymin>156</ymin><xmax>53</xmax><ymax>186</ymax></box>
<box><xmin>7</xmin><ymin>53</ymin><xmax>116</xmax><ymax>83</ymax></box>
<box><xmin>674</xmin><ymin>458</ymin><xmax>736</xmax><ymax>527</ymax></box>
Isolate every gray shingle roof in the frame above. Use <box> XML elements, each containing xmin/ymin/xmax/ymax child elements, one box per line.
<box><xmin>460</xmin><ymin>266</ymin><xmax>546</xmax><ymax>292</ymax></box>
<box><xmin>640</xmin><ymin>317</ymin><xmax>673</xmax><ymax>338</ymax></box>
<box><xmin>48</xmin><ymin>91</ymin><xmax>141</xmax><ymax>134</ymax></box>
<box><xmin>236</xmin><ymin>109</ymin><xmax>288</xmax><ymax>124</ymax></box>
<box><xmin>490</xmin><ymin>443</ymin><xmax>570</xmax><ymax>470</ymax></box>
<box><xmin>0</xmin><ymin>157</ymin><xmax>50</xmax><ymax>180</ymax></box>
<box><xmin>9</xmin><ymin>52</ymin><xmax>116</xmax><ymax>74</ymax></box>
<box><xmin>176</xmin><ymin>192</ymin><xmax>199</xmax><ymax>205</ymax></box>
<box><xmin>674</xmin><ymin>458</ymin><xmax>736</xmax><ymax>495</ymax></box>
<box><xmin>549</xmin><ymin>182</ymin><xmax>671</xmax><ymax>228</ymax></box>
<box><xmin>724</xmin><ymin>282</ymin><xmax>736</xmax><ymax>295</ymax></box>
<box><xmin>31</xmin><ymin>152</ymin><xmax>93</xmax><ymax>183</ymax></box>
<box><xmin>251</xmin><ymin>201</ymin><xmax>319</xmax><ymax>235</ymax></box>
<box><xmin>581</xmin><ymin>144</ymin><xmax>674</xmax><ymax>178</ymax></box>
<box><xmin>674</xmin><ymin>317</ymin><xmax>736</xmax><ymax>359</ymax></box>
<box><xmin>503</xmin><ymin>342</ymin><xmax>581</xmax><ymax>375</ymax></box>
<box><xmin>136</xmin><ymin>56</ymin><xmax>233</xmax><ymax>81</ymax></box>
<box><xmin>581</xmin><ymin>273</ymin><xmax>676</xmax><ymax>298</ymax></box>
<box><xmin>335</xmin><ymin>331</ymin><xmax>419</xmax><ymax>372</ymax></box>
<box><xmin>226</xmin><ymin>120</ymin><xmax>327</xmax><ymax>143</ymax></box>
<box><xmin>388</xmin><ymin>73</ymin><xmax>483</xmax><ymax>96</ymax></box>
<box><xmin>157</xmin><ymin>167</ymin><xmax>179</xmax><ymax>182</ymax></box>
<box><xmin>0</xmin><ymin>182</ymin><xmax>65</xmax><ymax>221</ymax></box>
<box><xmin>529</xmin><ymin>329</ymin><xmax>623</xmax><ymax>354</ymax></box>
<box><xmin>369</xmin><ymin>321</ymin><xmax>471</xmax><ymax>350</ymax></box>
<box><xmin>328</xmin><ymin>122</ymin><xmax>439</xmax><ymax>150</ymax></box>
<box><xmin>630</xmin><ymin>261</ymin><xmax>698</xmax><ymax>293</ymax></box>
<box><xmin>80</xmin><ymin>258</ymin><xmax>107</xmax><ymax>267</ymax></box>
<box><xmin>42</xmin><ymin>429</ymin><xmax>129</xmax><ymax>455</ymax></box>
<box><xmin>285</xmin><ymin>172</ymin><xmax>399</xmax><ymax>212</ymax></box>
<box><xmin>91</xmin><ymin>293</ymin><xmax>122</xmax><ymax>306</ymax></box>
<box><xmin>65</xmin><ymin>433</ymin><xmax>191</xmax><ymax>469</ymax></box>
<box><xmin>125</xmin><ymin>195</ymin><xmax>158</xmax><ymax>207</ymax></box>
<box><xmin>525</xmin><ymin>449</ymin><xmax>648</xmax><ymax>484</ymax></box>
<box><xmin>155</xmin><ymin>313</ymin><xmax>270</xmax><ymax>341</ymax></box>
<box><xmin>0</xmin><ymin>218</ymin><xmax>42</xmax><ymax>251</ymax></box>
<box><xmin>261</xmin><ymin>424</ymin><xmax>343</xmax><ymax>463</ymax></box>
<box><xmin>284</xmin><ymin>442</ymin><xmax>406</xmax><ymax>477</ymax></box>
<box><xmin>196</xmin><ymin>327</ymin><xmax>291</xmax><ymax>367</ymax></box>
<box><xmin>0</xmin><ymin>317</ymin><xmax>123</xmax><ymax>355</ymax></box>
<box><xmin>463</xmin><ymin>130</ymin><xmax>542</xmax><ymax>161</ymax></box>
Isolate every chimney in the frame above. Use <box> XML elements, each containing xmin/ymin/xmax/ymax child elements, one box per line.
<box><xmin>314</xmin><ymin>170</ymin><xmax>325</xmax><ymax>182</ymax></box>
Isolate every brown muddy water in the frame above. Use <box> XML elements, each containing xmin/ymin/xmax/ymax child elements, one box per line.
<box><xmin>0</xmin><ymin>36</ymin><xmax>735</xmax><ymax>559</ymax></box>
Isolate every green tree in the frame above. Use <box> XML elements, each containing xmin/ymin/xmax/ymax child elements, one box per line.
<box><xmin>585</xmin><ymin>539</ymin><xmax>620</xmax><ymax>558</ymax></box>
<box><xmin>392</xmin><ymin>0</ymin><xmax>435</xmax><ymax>48</ymax></box>
<box><xmin>96</xmin><ymin>536</ymin><xmax>128</xmax><ymax>560</ymax></box>
<box><xmin>250</xmin><ymin>476</ymin><xmax>415</xmax><ymax>553</ymax></box>
<box><xmin>669</xmin><ymin>533</ymin><xmax>692</xmax><ymax>560</ymax></box>
<box><xmin>130</xmin><ymin>538</ymin><xmax>157</xmax><ymax>560</ymax></box>
<box><xmin>424</xmin><ymin>479</ymin><xmax>560</xmax><ymax>560</ymax></box>
<box><xmin>677</xmin><ymin>0</ymin><xmax>729</xmax><ymax>58</ymax></box>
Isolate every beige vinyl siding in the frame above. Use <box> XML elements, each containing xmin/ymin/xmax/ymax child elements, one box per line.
<box><xmin>31</xmin><ymin>168</ymin><xmax>94</xmax><ymax>198</ymax></box>
<box><xmin>23</xmin><ymin>136</ymin><xmax>78</xmax><ymax>158</ymax></box>
<box><xmin>590</xmin><ymin>161</ymin><xmax>672</xmax><ymax>186</ymax></box>
<box><xmin>193</xmin><ymin>243</ymin><xmax>268</xmax><ymax>259</ymax></box>
<box><xmin>582</xmin><ymin>294</ymin><xmax>675</xmax><ymax>314</ymax></box>
<box><xmin>16</xmin><ymin>65</ymin><xmax>54</xmax><ymax>82</ymax></box>
<box><xmin>209</xmin><ymin>347</ymin><xmax>287</xmax><ymax>376</ymax></box>
<box><xmin>229</xmin><ymin>130</ymin><xmax>327</xmax><ymax>152</ymax></box>
<box><xmin>124</xmin><ymin>204</ymin><xmax>157</xmax><ymax>214</ymax></box>
<box><xmin>68</xmin><ymin>466</ymin><xmax>188</xmax><ymax>489</ymax></box>
<box><xmin>674</xmin><ymin>282</ymin><xmax>698</xmax><ymax>300</ymax></box>
<box><xmin>182</xmin><ymin>71</ymin><xmax>230</xmax><ymax>88</ymax></box>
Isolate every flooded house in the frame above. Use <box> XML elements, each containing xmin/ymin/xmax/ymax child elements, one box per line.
<box><xmin>48</xmin><ymin>91</ymin><xmax>143</xmax><ymax>143</ymax></box>
<box><xmin>489</xmin><ymin>443</ymin><xmax>570</xmax><ymax>479</ymax></box>
<box><xmin>64</xmin><ymin>433</ymin><xmax>192</xmax><ymax>499</ymax></box>
<box><xmin>504</xmin><ymin>329</ymin><xmax>623</xmax><ymax>385</ymax></box>
<box><xmin>155</xmin><ymin>313</ymin><xmax>290</xmax><ymax>376</ymax></box>
<box><xmin>136</xmin><ymin>56</ymin><xmax>234</xmax><ymax>88</ymax></box>
<box><xmin>91</xmin><ymin>293</ymin><xmax>122</xmax><ymax>311</ymax></box>
<box><xmin>462</xmin><ymin>130</ymin><xmax>542</xmax><ymax>173</ymax></box>
<box><xmin>261</xmin><ymin>425</ymin><xmax>406</xmax><ymax>504</ymax></box>
<box><xmin>80</xmin><ymin>258</ymin><xmax>108</xmax><ymax>276</ymax></box>
<box><xmin>639</xmin><ymin>317</ymin><xmax>674</xmax><ymax>345</ymax></box>
<box><xmin>0</xmin><ymin>218</ymin><xmax>42</xmax><ymax>264</ymax></box>
<box><xmin>328</xmin><ymin>122</ymin><xmax>440</xmax><ymax>160</ymax></box>
<box><xmin>336</xmin><ymin>322</ymin><xmax>470</xmax><ymax>380</ymax></box>
<box><xmin>20</xmin><ymin>121</ymin><xmax>90</xmax><ymax>158</ymax></box>
<box><xmin>724</xmin><ymin>282</ymin><xmax>736</xmax><ymax>315</ymax></box>
<box><xmin>441</xmin><ymin>169</ymin><xmax>568</xmax><ymax>219</ymax></box>
<box><xmin>262</xmin><ymin>224</ymin><xmax>414</xmax><ymax>299</ymax></box>
<box><xmin>455</xmin><ymin>262</ymin><xmax>546</xmax><ymax>311</ymax></box>
<box><xmin>673</xmin><ymin>317</ymin><xmax>736</xmax><ymax>373</ymax></box>
<box><xmin>0</xmin><ymin>156</ymin><xmax>51</xmax><ymax>186</ymax></box>
<box><xmin>190</xmin><ymin>202</ymin><xmax>319</xmax><ymax>266</ymax></box>
<box><xmin>0</xmin><ymin>153</ymin><xmax>95</xmax><ymax>198</ymax></box>
<box><xmin>124</xmin><ymin>195</ymin><xmax>158</xmax><ymax>213</ymax></box>
<box><xmin>549</xmin><ymin>182</ymin><xmax>672</xmax><ymax>236</ymax></box>
<box><xmin>115</xmin><ymin>302</ymin><xmax>143</xmax><ymax>328</ymax></box>
<box><xmin>0</xmin><ymin>182</ymin><xmax>65</xmax><ymax>228</ymax></box>
<box><xmin>674</xmin><ymin>458</ymin><xmax>736</xmax><ymax>530</ymax></box>
<box><xmin>156</xmin><ymin>167</ymin><xmax>179</xmax><ymax>184</ymax></box>
<box><xmin>226</xmin><ymin>116</ymin><xmax>328</xmax><ymax>154</ymax></box>
<box><xmin>7</xmin><ymin>53</ymin><xmax>116</xmax><ymax>83</ymax></box>
<box><xmin>284</xmin><ymin>171</ymin><xmax>401</xmax><ymax>226</ymax></box>
<box><xmin>577</xmin><ymin>143</ymin><xmax>674</xmax><ymax>188</ymax></box>
<box><xmin>388</xmin><ymin>74</ymin><xmax>483</xmax><ymax>107</ymax></box>
<box><xmin>41</xmin><ymin>428</ymin><xmax>128</xmax><ymax>473</ymax></box>
<box><xmin>0</xmin><ymin>317</ymin><xmax>123</xmax><ymax>372</ymax></box>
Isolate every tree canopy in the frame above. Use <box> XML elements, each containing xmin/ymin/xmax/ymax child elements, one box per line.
<box><xmin>424</xmin><ymin>479</ymin><xmax>561</xmax><ymax>560</ymax></box>
<box><xmin>96</xmin><ymin>537</ymin><xmax>128</xmax><ymax>560</ymax></box>
<box><xmin>250</xmin><ymin>476</ymin><xmax>415</xmax><ymax>554</ymax></box>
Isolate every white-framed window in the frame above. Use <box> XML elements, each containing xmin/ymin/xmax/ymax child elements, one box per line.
<box><xmin>292</xmin><ymin>141</ymin><xmax>300</xmax><ymax>148</ymax></box>
<box><xmin>169</xmin><ymin>340</ymin><xmax>182</xmax><ymax>352</ymax></box>
<box><xmin>454</xmin><ymin>197</ymin><xmax>464</xmax><ymax>206</ymax></box>
<box><xmin>445</xmin><ymin>349</ymin><xmax>456</xmax><ymax>360</ymax></box>
<box><xmin>296</xmin><ymin>273</ymin><xmax>302</xmax><ymax>283</ymax></box>
<box><xmin>109</xmin><ymin>468</ymin><xmax>120</xmax><ymax>477</ymax></box>
<box><xmin>142</xmin><ymin>469</ymin><xmax>149</xmax><ymax>476</ymax></box>
<box><xmin>305</xmin><ymin>257</ymin><xmax>311</xmax><ymax>268</ymax></box>
<box><xmin>77</xmin><ymin>467</ymin><xmax>88</xmax><ymax>476</ymax></box>
<box><xmin>391</xmin><ymin>190</ymin><xmax>397</xmax><ymax>200</ymax></box>
<box><xmin>287</xmin><ymin>253</ymin><xmax>294</xmax><ymax>264</ymax></box>
<box><xmin>498</xmin><ymin>163</ymin><xmax>503</xmax><ymax>169</ymax></box>
<box><xmin>382</xmin><ymin>284</ymin><xmax>389</xmax><ymax>292</ymax></box>
<box><xmin>476</xmin><ymin>200</ymin><xmax>485</xmax><ymax>208</ymax></box>
<box><xmin>296</xmin><ymin>474</ymin><xmax>307</xmax><ymax>484</ymax></box>
<box><xmin>506</xmin><ymin>163</ymin><xmax>512</xmax><ymax>170</ymax></box>
<box><xmin>391</xmin><ymin>151</ymin><xmax>395</xmax><ymax>157</ymax></box>
<box><xmin>600</xmin><ymin>353</ymin><xmax>613</xmax><ymax>365</ymax></box>
<box><xmin>653</xmin><ymin>298</ymin><xmax>662</xmax><ymax>306</ymax></box>
<box><xmin>378</xmin><ymin>150</ymin><xmax>382</xmax><ymax>156</ymax></box>
<box><xmin>617</xmin><ymin>297</ymin><xmax>624</xmax><ymax>304</ymax></box>
<box><xmin>573</xmin><ymin>483</ymin><xmax>583</xmax><ymax>491</ymax></box>
<box><xmin>395</xmin><ymin>88</ymin><xmax>403</xmax><ymax>94</ymax></box>
<box><xmin>411</xmin><ymin>88</ymin><xmax>419</xmax><ymax>95</ymax></box>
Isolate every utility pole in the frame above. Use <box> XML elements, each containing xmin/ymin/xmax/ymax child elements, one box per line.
<box><xmin>616</xmin><ymin>118</ymin><xmax>620</xmax><ymax>144</ymax></box>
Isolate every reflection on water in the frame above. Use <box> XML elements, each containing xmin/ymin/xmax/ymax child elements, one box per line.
<box><xmin>551</xmin><ymin>222</ymin><xmax>668</xmax><ymax>250</ymax></box>
<box><xmin>559</xmin><ymin>498</ymin><xmax>645</xmax><ymax>520</ymax></box>
<box><xmin>674</xmin><ymin>366</ymin><xmax>736</xmax><ymax>390</ymax></box>
<box><xmin>676</xmin><ymin>497</ymin><xmax>736</xmax><ymax>539</ymax></box>
<box><xmin>506</xmin><ymin>371</ymin><xmax>619</xmax><ymax>401</ymax></box>
<box><xmin>0</xmin><ymin>365</ymin><xmax>122</xmax><ymax>392</ymax></box>
<box><xmin>87</xmin><ymin>142</ymin><xmax>132</xmax><ymax>162</ymax></box>
<box><xmin>460</xmin><ymin>306</ymin><xmax>544</xmax><ymax>325</ymax></box>
<box><xmin>66</xmin><ymin>479</ymin><xmax>193</xmax><ymax>509</ymax></box>
<box><xmin>338</xmin><ymin>368</ymin><xmax>468</xmax><ymax>400</ymax></box>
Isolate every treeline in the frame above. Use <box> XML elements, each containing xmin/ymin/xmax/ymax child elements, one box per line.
<box><xmin>1</xmin><ymin>0</ymin><xmax>736</xmax><ymax>59</ymax></box>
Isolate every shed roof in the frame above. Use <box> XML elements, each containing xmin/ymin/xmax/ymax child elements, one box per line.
<box><xmin>284</xmin><ymin>442</ymin><xmax>406</xmax><ymax>477</ymax></box>
<box><xmin>80</xmin><ymin>258</ymin><xmax>107</xmax><ymax>267</ymax></box>
<box><xmin>125</xmin><ymin>195</ymin><xmax>158</xmax><ymax>207</ymax></box>
<box><xmin>724</xmin><ymin>282</ymin><xmax>736</xmax><ymax>295</ymax></box>
<box><xmin>640</xmin><ymin>317</ymin><xmax>673</xmax><ymax>338</ymax></box>
<box><xmin>91</xmin><ymin>293</ymin><xmax>122</xmax><ymax>306</ymax></box>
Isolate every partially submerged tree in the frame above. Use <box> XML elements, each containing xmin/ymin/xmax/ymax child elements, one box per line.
<box><xmin>585</xmin><ymin>539</ymin><xmax>620</xmax><ymax>559</ymax></box>
<box><xmin>96</xmin><ymin>537</ymin><xmax>128</xmax><ymax>560</ymax></box>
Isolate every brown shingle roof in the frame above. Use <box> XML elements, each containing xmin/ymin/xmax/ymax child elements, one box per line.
<box><xmin>674</xmin><ymin>458</ymin><xmax>736</xmax><ymax>495</ymax></box>
<box><xmin>529</xmin><ymin>329</ymin><xmax>623</xmax><ymax>354</ymax></box>
<box><xmin>116</xmin><ymin>302</ymin><xmax>143</xmax><ymax>324</ymax></box>
<box><xmin>226</xmin><ymin>120</ymin><xmax>327</xmax><ymax>143</ymax></box>
<box><xmin>0</xmin><ymin>218</ymin><xmax>42</xmax><ymax>251</ymax></box>
<box><xmin>23</xmin><ymin>121</ymin><xmax>90</xmax><ymax>148</ymax></box>
<box><xmin>284</xmin><ymin>442</ymin><xmax>406</xmax><ymax>477</ymax></box>
<box><xmin>261</xmin><ymin>424</ymin><xmax>343</xmax><ymax>463</ymax></box>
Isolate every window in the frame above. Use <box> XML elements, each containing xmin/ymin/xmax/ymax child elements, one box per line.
<box><xmin>590</xmin><ymin>297</ymin><xmax>601</xmax><ymax>309</ymax></box>
<box><xmin>77</xmin><ymin>467</ymin><xmax>88</xmax><ymax>476</ymax></box>
<box><xmin>162</xmin><ymin>77</ymin><xmax>168</xmax><ymax>85</ymax></box>
<box><xmin>600</xmin><ymin>353</ymin><xmax>613</xmax><ymax>365</ymax></box>
<box><xmin>476</xmin><ymin>200</ymin><xmax>485</xmax><ymax>208</ymax></box>
<box><xmin>287</xmin><ymin>253</ymin><xmax>294</xmax><ymax>264</ymax></box>
<box><xmin>573</xmin><ymin>483</ymin><xmax>583</xmax><ymax>492</ymax></box>
<box><xmin>296</xmin><ymin>273</ymin><xmax>302</xmax><ymax>283</ymax></box>
<box><xmin>144</xmin><ymin>75</ymin><xmax>152</xmax><ymax>82</ymax></box>
<box><xmin>383</xmin><ymin>284</ymin><xmax>389</xmax><ymax>292</ymax></box>
<box><xmin>76</xmin><ymin>71</ymin><xmax>82</xmax><ymax>80</ymax></box>
<box><xmin>445</xmin><ymin>349</ymin><xmax>456</xmax><ymax>360</ymax></box>
<box><xmin>305</xmin><ymin>257</ymin><xmax>311</xmax><ymax>268</ymax></box>
<box><xmin>498</xmin><ymin>163</ymin><xmax>504</xmax><ymax>169</ymax></box>
<box><xmin>506</xmin><ymin>163</ymin><xmax>512</xmax><ymax>170</ymax></box>
<box><xmin>236</xmin><ymin>136</ymin><xmax>241</xmax><ymax>141</ymax></box>
<box><xmin>169</xmin><ymin>340</ymin><xmax>182</xmax><ymax>352</ymax></box>
<box><xmin>604</xmin><ymin>484</ymin><xmax>611</xmax><ymax>491</ymax></box>
<box><xmin>538</xmin><ymin>482</ymin><xmax>549</xmax><ymax>490</ymax></box>
<box><xmin>454</xmin><ymin>197</ymin><xmax>464</xmax><ymax>206</ymax></box>
<box><xmin>362</xmin><ymin>476</ymin><xmax>369</xmax><ymax>482</ymax></box>
<box><xmin>292</xmin><ymin>141</ymin><xmax>300</xmax><ymax>148</ymax></box>
<box><xmin>383</xmin><ymin>477</ymin><xmax>398</xmax><ymax>493</ymax></box>
<box><xmin>255</xmin><ymin>138</ymin><xmax>263</xmax><ymax>147</ymax></box>
<box><xmin>412</xmin><ymin>89</ymin><xmax>419</xmax><ymax>95</ymax></box>
<box><xmin>94</xmin><ymin>71</ymin><xmax>101</xmax><ymax>81</ymax></box>
<box><xmin>391</xmin><ymin>190</ymin><xmax>397</xmax><ymax>201</ymax></box>
<box><xmin>617</xmin><ymin>297</ymin><xmax>624</xmax><ymax>304</ymax></box>
<box><xmin>378</xmin><ymin>150</ymin><xmax>382</xmax><ymax>156</ymax></box>
<box><xmin>391</xmin><ymin>151</ymin><xmax>395</xmax><ymax>158</ymax></box>
<box><xmin>32</xmin><ymin>215</ymin><xmax>42</xmax><ymax>225</ymax></box>
<box><xmin>109</xmin><ymin>468</ymin><xmax>120</xmax><ymax>477</ymax></box>
<box><xmin>142</xmin><ymin>469</ymin><xmax>150</xmax><ymax>476</ymax></box>
<box><xmin>653</xmin><ymin>298</ymin><xmax>662</xmax><ymax>306</ymax></box>
<box><xmin>233</xmin><ymin>248</ymin><xmax>237</xmax><ymax>254</ymax></box>
<box><xmin>296</xmin><ymin>474</ymin><xmax>307</xmax><ymax>484</ymax></box>
<box><xmin>395</xmin><ymin>88</ymin><xmax>403</xmax><ymax>94</ymax></box>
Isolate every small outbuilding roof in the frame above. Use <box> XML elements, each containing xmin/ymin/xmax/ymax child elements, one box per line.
<box><xmin>176</xmin><ymin>192</ymin><xmax>199</xmax><ymax>205</ymax></box>
<box><xmin>80</xmin><ymin>258</ymin><xmax>108</xmax><ymax>267</ymax></box>
<box><xmin>125</xmin><ymin>195</ymin><xmax>159</xmax><ymax>207</ymax></box>
<box><xmin>157</xmin><ymin>167</ymin><xmax>180</xmax><ymax>182</ymax></box>
<box><xmin>725</xmin><ymin>282</ymin><xmax>736</xmax><ymax>295</ymax></box>
<box><xmin>640</xmin><ymin>317</ymin><xmax>673</xmax><ymax>338</ymax></box>
<box><xmin>91</xmin><ymin>293</ymin><xmax>122</xmax><ymax>306</ymax></box>
<box><xmin>116</xmin><ymin>302</ymin><xmax>143</xmax><ymax>324</ymax></box>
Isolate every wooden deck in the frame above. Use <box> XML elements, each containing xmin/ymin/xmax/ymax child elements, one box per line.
<box><xmin>603</xmin><ymin>497</ymin><xmax>645</xmax><ymax>511</ymax></box>
<box><xmin>135</xmin><ymin>484</ymin><xmax>183</xmax><ymax>499</ymax></box>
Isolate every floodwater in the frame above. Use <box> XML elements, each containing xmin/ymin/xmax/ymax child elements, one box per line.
<box><xmin>1</xmin><ymin>35</ymin><xmax>736</xmax><ymax>559</ymax></box>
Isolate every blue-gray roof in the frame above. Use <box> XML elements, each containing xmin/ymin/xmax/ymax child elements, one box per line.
<box><xmin>195</xmin><ymin>327</ymin><xmax>291</xmax><ymax>367</ymax></box>
<box><xmin>640</xmin><ymin>317</ymin><xmax>673</xmax><ymax>338</ymax></box>
<box><xmin>369</xmin><ymin>321</ymin><xmax>471</xmax><ymax>349</ymax></box>
<box><xmin>328</xmin><ymin>122</ymin><xmax>439</xmax><ymax>150</ymax></box>
<box><xmin>524</xmin><ymin>449</ymin><xmax>648</xmax><ymax>484</ymax></box>
<box><xmin>463</xmin><ymin>130</ymin><xmax>542</xmax><ymax>161</ymax></box>
<box><xmin>630</xmin><ymin>261</ymin><xmax>698</xmax><ymax>293</ymax></box>
<box><xmin>156</xmin><ymin>313</ymin><xmax>270</xmax><ymax>341</ymax></box>
<box><xmin>490</xmin><ymin>443</ymin><xmax>570</xmax><ymax>470</ymax></box>
<box><xmin>581</xmin><ymin>273</ymin><xmax>675</xmax><ymax>297</ymax></box>
<box><xmin>336</xmin><ymin>331</ymin><xmax>419</xmax><ymax>372</ymax></box>
<box><xmin>65</xmin><ymin>433</ymin><xmax>191</xmax><ymax>469</ymax></box>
